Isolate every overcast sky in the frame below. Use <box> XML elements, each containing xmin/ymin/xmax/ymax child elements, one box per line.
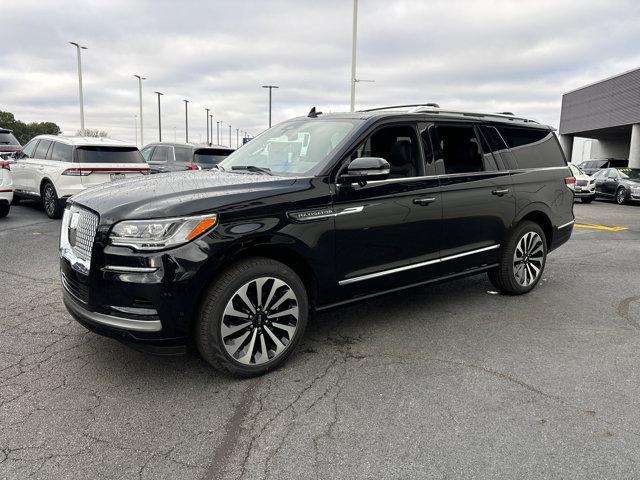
<box><xmin>2</xmin><ymin>0</ymin><xmax>639</xmax><ymax>146</ymax></box>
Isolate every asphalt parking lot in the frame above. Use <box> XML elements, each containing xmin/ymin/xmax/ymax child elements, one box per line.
<box><xmin>1</xmin><ymin>199</ymin><xmax>639</xmax><ymax>480</ymax></box>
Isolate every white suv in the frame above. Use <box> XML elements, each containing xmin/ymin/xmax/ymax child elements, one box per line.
<box><xmin>0</xmin><ymin>159</ymin><xmax>13</xmax><ymax>218</ymax></box>
<box><xmin>11</xmin><ymin>136</ymin><xmax>150</xmax><ymax>218</ymax></box>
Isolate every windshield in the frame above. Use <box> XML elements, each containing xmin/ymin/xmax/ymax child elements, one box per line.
<box><xmin>0</xmin><ymin>132</ymin><xmax>19</xmax><ymax>146</ymax></box>
<box><xmin>619</xmin><ymin>168</ymin><xmax>640</xmax><ymax>180</ymax></box>
<box><xmin>194</xmin><ymin>148</ymin><xmax>233</xmax><ymax>165</ymax></box>
<box><xmin>75</xmin><ymin>146</ymin><xmax>145</xmax><ymax>164</ymax></box>
<box><xmin>219</xmin><ymin>119</ymin><xmax>359</xmax><ymax>176</ymax></box>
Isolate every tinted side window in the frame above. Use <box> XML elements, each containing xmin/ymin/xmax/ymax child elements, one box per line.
<box><xmin>150</xmin><ymin>146</ymin><xmax>172</xmax><ymax>163</ymax></box>
<box><xmin>49</xmin><ymin>142</ymin><xmax>73</xmax><ymax>162</ymax></box>
<box><xmin>174</xmin><ymin>146</ymin><xmax>193</xmax><ymax>163</ymax></box>
<box><xmin>354</xmin><ymin>124</ymin><xmax>422</xmax><ymax>178</ymax></box>
<box><xmin>433</xmin><ymin>125</ymin><xmax>484</xmax><ymax>174</ymax></box>
<box><xmin>607</xmin><ymin>169</ymin><xmax>618</xmax><ymax>178</ymax></box>
<box><xmin>499</xmin><ymin>127</ymin><xmax>564</xmax><ymax>169</ymax></box>
<box><xmin>140</xmin><ymin>146</ymin><xmax>154</xmax><ymax>161</ymax></box>
<box><xmin>21</xmin><ymin>140</ymin><xmax>39</xmax><ymax>158</ymax></box>
<box><xmin>34</xmin><ymin>140</ymin><xmax>52</xmax><ymax>159</ymax></box>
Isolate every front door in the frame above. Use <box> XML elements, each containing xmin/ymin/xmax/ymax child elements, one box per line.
<box><xmin>333</xmin><ymin>122</ymin><xmax>442</xmax><ymax>296</ymax></box>
<box><xmin>432</xmin><ymin>123</ymin><xmax>515</xmax><ymax>273</ymax></box>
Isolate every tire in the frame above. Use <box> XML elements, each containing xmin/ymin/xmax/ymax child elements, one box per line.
<box><xmin>42</xmin><ymin>182</ymin><xmax>63</xmax><ymax>219</ymax></box>
<box><xmin>196</xmin><ymin>257</ymin><xmax>309</xmax><ymax>377</ymax></box>
<box><xmin>488</xmin><ymin>221</ymin><xmax>547</xmax><ymax>295</ymax></box>
<box><xmin>0</xmin><ymin>203</ymin><xmax>9</xmax><ymax>218</ymax></box>
<box><xmin>616</xmin><ymin>188</ymin><xmax>627</xmax><ymax>205</ymax></box>
<box><xmin>11</xmin><ymin>194</ymin><xmax>20</xmax><ymax>206</ymax></box>
<box><xmin>581</xmin><ymin>196</ymin><xmax>594</xmax><ymax>204</ymax></box>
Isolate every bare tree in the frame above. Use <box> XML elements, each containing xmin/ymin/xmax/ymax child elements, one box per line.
<box><xmin>77</xmin><ymin>128</ymin><xmax>109</xmax><ymax>138</ymax></box>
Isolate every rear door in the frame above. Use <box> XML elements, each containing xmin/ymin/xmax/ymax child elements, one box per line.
<box><xmin>148</xmin><ymin>145</ymin><xmax>172</xmax><ymax>173</ymax></box>
<box><xmin>11</xmin><ymin>139</ymin><xmax>39</xmax><ymax>192</ymax></box>
<box><xmin>602</xmin><ymin>168</ymin><xmax>621</xmax><ymax>196</ymax></box>
<box><xmin>76</xmin><ymin>146</ymin><xmax>149</xmax><ymax>188</ymax></box>
<box><xmin>27</xmin><ymin>139</ymin><xmax>53</xmax><ymax>193</ymax></box>
<box><xmin>433</xmin><ymin>123</ymin><xmax>514</xmax><ymax>273</ymax></box>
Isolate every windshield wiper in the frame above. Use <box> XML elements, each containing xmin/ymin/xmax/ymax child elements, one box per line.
<box><xmin>231</xmin><ymin>165</ymin><xmax>272</xmax><ymax>175</ymax></box>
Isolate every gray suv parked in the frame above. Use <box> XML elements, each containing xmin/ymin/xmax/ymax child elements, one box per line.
<box><xmin>141</xmin><ymin>142</ymin><xmax>234</xmax><ymax>173</ymax></box>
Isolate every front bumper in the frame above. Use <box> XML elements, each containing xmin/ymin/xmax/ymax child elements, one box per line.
<box><xmin>573</xmin><ymin>185</ymin><xmax>595</xmax><ymax>198</ymax></box>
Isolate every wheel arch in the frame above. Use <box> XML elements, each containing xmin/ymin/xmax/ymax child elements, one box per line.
<box><xmin>513</xmin><ymin>204</ymin><xmax>554</xmax><ymax>248</ymax></box>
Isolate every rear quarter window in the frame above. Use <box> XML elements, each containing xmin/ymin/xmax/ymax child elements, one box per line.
<box><xmin>76</xmin><ymin>146</ymin><xmax>144</xmax><ymax>164</ymax></box>
<box><xmin>498</xmin><ymin>127</ymin><xmax>565</xmax><ymax>169</ymax></box>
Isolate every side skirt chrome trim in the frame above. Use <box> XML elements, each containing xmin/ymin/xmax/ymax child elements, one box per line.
<box><xmin>339</xmin><ymin>244</ymin><xmax>500</xmax><ymax>285</ymax></box>
<box><xmin>557</xmin><ymin>220</ymin><xmax>575</xmax><ymax>229</ymax></box>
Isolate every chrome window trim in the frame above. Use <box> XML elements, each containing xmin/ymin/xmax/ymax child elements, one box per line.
<box><xmin>557</xmin><ymin>220</ymin><xmax>575</xmax><ymax>229</ymax></box>
<box><xmin>339</xmin><ymin>244</ymin><xmax>500</xmax><ymax>285</ymax></box>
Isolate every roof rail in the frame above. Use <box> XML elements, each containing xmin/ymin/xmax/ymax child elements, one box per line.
<box><xmin>360</xmin><ymin>104</ymin><xmax>539</xmax><ymax>124</ymax></box>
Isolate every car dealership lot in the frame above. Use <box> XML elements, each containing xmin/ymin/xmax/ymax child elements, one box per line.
<box><xmin>1</xmin><ymin>200</ymin><xmax>639</xmax><ymax>479</ymax></box>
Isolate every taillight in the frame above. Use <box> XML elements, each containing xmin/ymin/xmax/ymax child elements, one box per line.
<box><xmin>62</xmin><ymin>168</ymin><xmax>91</xmax><ymax>176</ymax></box>
<box><xmin>185</xmin><ymin>163</ymin><xmax>200</xmax><ymax>170</ymax></box>
<box><xmin>564</xmin><ymin>176</ymin><xmax>576</xmax><ymax>186</ymax></box>
<box><xmin>0</xmin><ymin>160</ymin><xmax>10</xmax><ymax>171</ymax></box>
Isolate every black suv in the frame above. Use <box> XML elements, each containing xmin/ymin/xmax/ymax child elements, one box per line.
<box><xmin>60</xmin><ymin>106</ymin><xmax>575</xmax><ymax>376</ymax></box>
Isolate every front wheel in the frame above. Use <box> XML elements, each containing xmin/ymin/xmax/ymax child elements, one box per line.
<box><xmin>488</xmin><ymin>221</ymin><xmax>547</xmax><ymax>295</ymax></box>
<box><xmin>42</xmin><ymin>182</ymin><xmax>64</xmax><ymax>219</ymax></box>
<box><xmin>196</xmin><ymin>257</ymin><xmax>308</xmax><ymax>377</ymax></box>
<box><xmin>616</xmin><ymin>188</ymin><xmax>628</xmax><ymax>205</ymax></box>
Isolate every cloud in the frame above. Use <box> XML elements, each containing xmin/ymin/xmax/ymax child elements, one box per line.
<box><xmin>1</xmin><ymin>0</ymin><xmax>639</xmax><ymax>144</ymax></box>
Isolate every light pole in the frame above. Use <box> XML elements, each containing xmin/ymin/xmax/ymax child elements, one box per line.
<box><xmin>209</xmin><ymin>114</ymin><xmax>214</xmax><ymax>145</ymax></box>
<box><xmin>154</xmin><ymin>91</ymin><xmax>163</xmax><ymax>142</ymax></box>
<box><xmin>69</xmin><ymin>42</ymin><xmax>88</xmax><ymax>134</ymax></box>
<box><xmin>134</xmin><ymin>75</ymin><xmax>146</xmax><ymax>146</ymax></box>
<box><xmin>184</xmin><ymin>99</ymin><xmax>189</xmax><ymax>143</ymax></box>
<box><xmin>262</xmin><ymin>85</ymin><xmax>279</xmax><ymax>128</ymax></box>
<box><xmin>216</xmin><ymin>121</ymin><xmax>220</xmax><ymax>145</ymax></box>
<box><xmin>229</xmin><ymin>125</ymin><xmax>232</xmax><ymax>148</ymax></box>
<box><xmin>350</xmin><ymin>0</ymin><xmax>358</xmax><ymax>112</ymax></box>
<box><xmin>236</xmin><ymin>128</ymin><xmax>239</xmax><ymax>148</ymax></box>
<box><xmin>205</xmin><ymin>107</ymin><xmax>210</xmax><ymax>144</ymax></box>
<box><xmin>134</xmin><ymin>115</ymin><xmax>138</xmax><ymax>146</ymax></box>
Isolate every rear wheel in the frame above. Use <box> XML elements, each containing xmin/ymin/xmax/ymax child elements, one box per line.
<box><xmin>42</xmin><ymin>182</ymin><xmax>63</xmax><ymax>219</ymax></box>
<box><xmin>0</xmin><ymin>203</ymin><xmax>9</xmax><ymax>218</ymax></box>
<box><xmin>196</xmin><ymin>257</ymin><xmax>308</xmax><ymax>377</ymax></box>
<box><xmin>11</xmin><ymin>195</ymin><xmax>20</xmax><ymax>206</ymax></box>
<box><xmin>616</xmin><ymin>188</ymin><xmax>627</xmax><ymax>205</ymax></box>
<box><xmin>488</xmin><ymin>221</ymin><xmax>547</xmax><ymax>295</ymax></box>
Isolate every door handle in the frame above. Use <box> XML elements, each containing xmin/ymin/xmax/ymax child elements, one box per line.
<box><xmin>413</xmin><ymin>197</ymin><xmax>436</xmax><ymax>206</ymax></box>
<box><xmin>491</xmin><ymin>188</ymin><xmax>509</xmax><ymax>196</ymax></box>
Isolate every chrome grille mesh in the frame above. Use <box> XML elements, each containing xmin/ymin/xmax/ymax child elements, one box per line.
<box><xmin>72</xmin><ymin>209</ymin><xmax>99</xmax><ymax>262</ymax></box>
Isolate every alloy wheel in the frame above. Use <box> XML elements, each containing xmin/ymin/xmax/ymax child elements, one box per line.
<box><xmin>512</xmin><ymin>232</ymin><xmax>544</xmax><ymax>287</ymax></box>
<box><xmin>617</xmin><ymin>189</ymin><xmax>626</xmax><ymax>204</ymax></box>
<box><xmin>221</xmin><ymin>277</ymin><xmax>299</xmax><ymax>365</ymax></box>
<box><xmin>44</xmin><ymin>185</ymin><xmax>56</xmax><ymax>216</ymax></box>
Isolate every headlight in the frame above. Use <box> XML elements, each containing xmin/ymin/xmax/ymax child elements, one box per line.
<box><xmin>110</xmin><ymin>214</ymin><xmax>217</xmax><ymax>251</ymax></box>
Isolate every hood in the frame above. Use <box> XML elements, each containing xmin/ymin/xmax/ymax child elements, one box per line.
<box><xmin>70</xmin><ymin>170</ymin><xmax>299</xmax><ymax>223</ymax></box>
<box><xmin>623</xmin><ymin>177</ymin><xmax>640</xmax><ymax>185</ymax></box>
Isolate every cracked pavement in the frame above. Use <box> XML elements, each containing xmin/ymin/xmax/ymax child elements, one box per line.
<box><xmin>1</xmin><ymin>199</ymin><xmax>640</xmax><ymax>479</ymax></box>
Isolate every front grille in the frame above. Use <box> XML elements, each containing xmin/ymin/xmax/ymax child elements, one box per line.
<box><xmin>72</xmin><ymin>209</ymin><xmax>99</xmax><ymax>262</ymax></box>
<box><xmin>576</xmin><ymin>180</ymin><xmax>588</xmax><ymax>186</ymax></box>
<box><xmin>61</xmin><ymin>272</ymin><xmax>89</xmax><ymax>304</ymax></box>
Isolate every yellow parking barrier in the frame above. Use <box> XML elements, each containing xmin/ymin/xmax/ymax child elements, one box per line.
<box><xmin>574</xmin><ymin>223</ymin><xmax>628</xmax><ymax>232</ymax></box>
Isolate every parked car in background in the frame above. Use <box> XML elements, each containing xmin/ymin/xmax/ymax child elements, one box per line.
<box><xmin>0</xmin><ymin>128</ymin><xmax>21</xmax><ymax>160</ymax></box>
<box><xmin>11</xmin><ymin>136</ymin><xmax>149</xmax><ymax>218</ymax></box>
<box><xmin>577</xmin><ymin>158</ymin><xmax>627</xmax><ymax>175</ymax></box>
<box><xmin>0</xmin><ymin>159</ymin><xmax>13</xmax><ymax>217</ymax></box>
<box><xmin>593</xmin><ymin>167</ymin><xmax>640</xmax><ymax>204</ymax></box>
<box><xmin>140</xmin><ymin>142</ymin><xmax>234</xmax><ymax>173</ymax></box>
<box><xmin>60</xmin><ymin>105</ymin><xmax>574</xmax><ymax>377</ymax></box>
<box><xmin>568</xmin><ymin>163</ymin><xmax>596</xmax><ymax>203</ymax></box>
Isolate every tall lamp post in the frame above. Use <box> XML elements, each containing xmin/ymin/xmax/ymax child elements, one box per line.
<box><xmin>209</xmin><ymin>114</ymin><xmax>214</xmax><ymax>145</ymax></box>
<box><xmin>236</xmin><ymin>128</ymin><xmax>239</xmax><ymax>148</ymax></box>
<box><xmin>261</xmin><ymin>85</ymin><xmax>279</xmax><ymax>128</ymax></box>
<box><xmin>134</xmin><ymin>75</ymin><xmax>146</xmax><ymax>146</ymax></box>
<box><xmin>184</xmin><ymin>99</ymin><xmax>189</xmax><ymax>142</ymax></box>
<box><xmin>229</xmin><ymin>125</ymin><xmax>232</xmax><ymax>148</ymax></box>
<box><xmin>69</xmin><ymin>42</ymin><xmax>88</xmax><ymax>134</ymax></box>
<box><xmin>204</xmin><ymin>107</ymin><xmax>210</xmax><ymax>144</ymax></box>
<box><xmin>349</xmin><ymin>0</ymin><xmax>358</xmax><ymax>112</ymax></box>
<box><xmin>154</xmin><ymin>91</ymin><xmax>163</xmax><ymax>141</ymax></box>
<box><xmin>134</xmin><ymin>115</ymin><xmax>138</xmax><ymax>146</ymax></box>
<box><xmin>216</xmin><ymin>121</ymin><xmax>220</xmax><ymax>145</ymax></box>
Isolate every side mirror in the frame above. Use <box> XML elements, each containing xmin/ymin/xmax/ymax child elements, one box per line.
<box><xmin>339</xmin><ymin>157</ymin><xmax>390</xmax><ymax>185</ymax></box>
